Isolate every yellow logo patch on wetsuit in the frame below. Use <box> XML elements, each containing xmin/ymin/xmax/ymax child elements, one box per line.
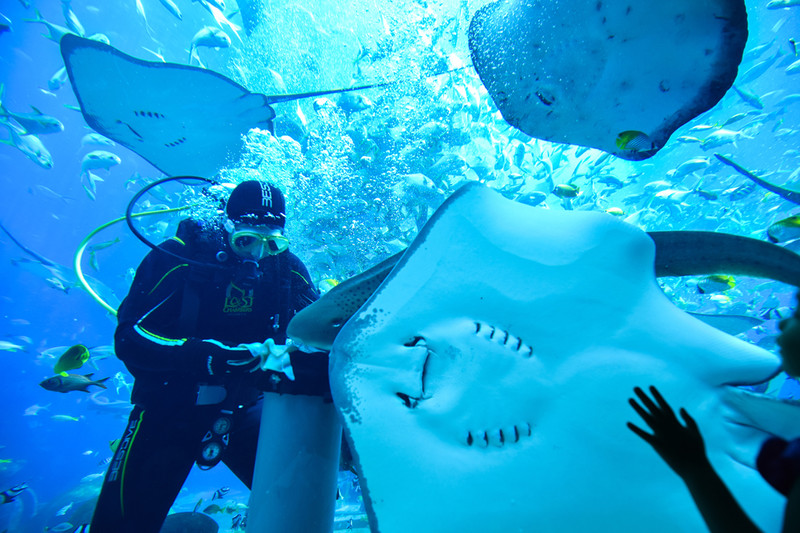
<box><xmin>223</xmin><ymin>283</ymin><xmax>254</xmax><ymax>314</ymax></box>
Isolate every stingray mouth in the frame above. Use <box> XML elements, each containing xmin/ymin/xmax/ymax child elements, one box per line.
<box><xmin>395</xmin><ymin>336</ymin><xmax>431</xmax><ymax>409</ymax></box>
<box><xmin>395</xmin><ymin>320</ymin><xmax>538</xmax><ymax>449</ymax></box>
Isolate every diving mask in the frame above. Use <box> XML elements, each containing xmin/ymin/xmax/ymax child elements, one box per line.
<box><xmin>225</xmin><ymin>221</ymin><xmax>290</xmax><ymax>260</ymax></box>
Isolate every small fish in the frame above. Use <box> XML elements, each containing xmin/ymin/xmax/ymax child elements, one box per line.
<box><xmin>89</xmin><ymin>237</ymin><xmax>120</xmax><ymax>252</ymax></box>
<box><xmin>552</xmin><ymin>184</ymin><xmax>580</xmax><ymax>198</ymax></box>
<box><xmin>48</xmin><ymin>67</ymin><xmax>69</xmax><ymax>91</ymax></box>
<box><xmin>135</xmin><ymin>0</ymin><xmax>155</xmax><ymax>37</ymax></box>
<box><xmin>51</xmin><ymin>414</ymin><xmax>81</xmax><ymax>422</ymax></box>
<box><xmin>701</xmin><ymin>128</ymin><xmax>750</xmax><ymax>149</ymax></box>
<box><xmin>61</xmin><ymin>0</ymin><xmax>85</xmax><ymax>36</ymax></box>
<box><xmin>54</xmin><ymin>344</ymin><xmax>90</xmax><ymax>375</ymax></box>
<box><xmin>0</xmin><ymin>13</ymin><xmax>12</xmax><ymax>35</ymax></box>
<box><xmin>615</xmin><ymin>130</ymin><xmax>656</xmax><ymax>153</ymax></box>
<box><xmin>787</xmin><ymin>58</ymin><xmax>800</xmax><ymax>75</ymax></box>
<box><xmin>212</xmin><ymin>486</ymin><xmax>231</xmax><ymax>500</ymax></box>
<box><xmin>158</xmin><ymin>0</ymin><xmax>182</xmax><ymax>20</ymax></box>
<box><xmin>605</xmin><ymin>207</ymin><xmax>625</xmax><ymax>216</ymax></box>
<box><xmin>697</xmin><ymin>274</ymin><xmax>736</xmax><ymax>294</ymax></box>
<box><xmin>189</xmin><ymin>27</ymin><xmax>230</xmax><ymax>63</ymax></box>
<box><xmin>516</xmin><ymin>191</ymin><xmax>548</xmax><ymax>207</ymax></box>
<box><xmin>87</xmin><ymin>32</ymin><xmax>110</xmax><ymax>44</ymax></box>
<box><xmin>23</xmin><ymin>403</ymin><xmax>49</xmax><ymax>416</ymax></box>
<box><xmin>317</xmin><ymin>279</ymin><xmax>339</xmax><ymax>295</ymax></box>
<box><xmin>0</xmin><ymin>340</ymin><xmax>23</xmax><ymax>352</ymax></box>
<box><xmin>194</xmin><ymin>498</ymin><xmax>204</xmax><ymax>513</ymax></box>
<box><xmin>196</xmin><ymin>0</ymin><xmax>227</xmax><ymax>11</ymax></box>
<box><xmin>23</xmin><ymin>8</ymin><xmax>74</xmax><ymax>42</ymax></box>
<box><xmin>0</xmin><ymin>482</ymin><xmax>28</xmax><ymax>504</ymax></box>
<box><xmin>767</xmin><ymin>0</ymin><xmax>800</xmax><ymax>8</ymax></box>
<box><xmin>56</xmin><ymin>502</ymin><xmax>73</xmax><ymax>516</ymax></box>
<box><xmin>80</xmin><ymin>473</ymin><xmax>103</xmax><ymax>483</ymax></box>
<box><xmin>0</xmin><ymin>121</ymin><xmax>54</xmax><ymax>169</ymax></box>
<box><xmin>80</xmin><ymin>151</ymin><xmax>121</xmax><ymax>175</ymax></box>
<box><xmin>731</xmin><ymin>85</ymin><xmax>763</xmax><ymax>109</ymax></box>
<box><xmin>40</xmin><ymin>373</ymin><xmax>109</xmax><ymax>393</ymax></box>
<box><xmin>80</xmin><ymin>133</ymin><xmax>115</xmax><ymax>148</ymax></box>
<box><xmin>739</xmin><ymin>49</ymin><xmax>782</xmax><ymax>84</ymax></box>
<box><xmin>767</xmin><ymin>215</ymin><xmax>800</xmax><ymax>242</ymax></box>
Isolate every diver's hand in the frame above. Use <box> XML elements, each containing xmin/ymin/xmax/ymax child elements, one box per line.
<box><xmin>193</xmin><ymin>339</ymin><xmax>261</xmax><ymax>376</ymax></box>
<box><xmin>236</xmin><ymin>339</ymin><xmax>295</xmax><ymax>381</ymax></box>
<box><xmin>627</xmin><ymin>385</ymin><xmax>710</xmax><ymax>478</ymax></box>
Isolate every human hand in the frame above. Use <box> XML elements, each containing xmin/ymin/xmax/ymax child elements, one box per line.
<box><xmin>627</xmin><ymin>385</ymin><xmax>710</xmax><ymax>478</ymax></box>
<box><xmin>204</xmin><ymin>347</ymin><xmax>260</xmax><ymax>376</ymax></box>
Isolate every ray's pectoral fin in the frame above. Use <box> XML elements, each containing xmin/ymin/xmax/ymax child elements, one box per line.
<box><xmin>467</xmin><ymin>0</ymin><xmax>748</xmax><ymax>160</ymax></box>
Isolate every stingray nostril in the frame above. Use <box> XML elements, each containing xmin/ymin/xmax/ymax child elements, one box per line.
<box><xmin>467</xmin><ymin>432</ymin><xmax>474</xmax><ymax>446</ymax></box>
<box><xmin>403</xmin><ymin>336</ymin><xmax>426</xmax><ymax>347</ymax></box>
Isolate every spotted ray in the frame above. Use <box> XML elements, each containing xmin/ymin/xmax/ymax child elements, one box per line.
<box><xmin>467</xmin><ymin>0</ymin><xmax>748</xmax><ymax>160</ymax></box>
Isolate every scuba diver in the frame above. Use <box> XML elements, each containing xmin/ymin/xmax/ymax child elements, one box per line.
<box><xmin>90</xmin><ymin>180</ymin><xmax>328</xmax><ymax>532</ymax></box>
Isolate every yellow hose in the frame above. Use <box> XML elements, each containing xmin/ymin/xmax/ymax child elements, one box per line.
<box><xmin>73</xmin><ymin>206</ymin><xmax>191</xmax><ymax>316</ymax></box>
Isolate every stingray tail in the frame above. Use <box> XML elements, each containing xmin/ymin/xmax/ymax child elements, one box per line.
<box><xmin>265</xmin><ymin>65</ymin><xmax>471</xmax><ymax>105</ymax></box>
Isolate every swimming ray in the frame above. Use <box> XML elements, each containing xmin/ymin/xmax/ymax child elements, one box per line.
<box><xmin>60</xmin><ymin>34</ymin><xmax>395</xmax><ymax>178</ymax></box>
<box><xmin>467</xmin><ymin>0</ymin><xmax>748</xmax><ymax>160</ymax></box>
<box><xmin>61</xmin><ymin>34</ymin><xmax>275</xmax><ymax>178</ymax></box>
<box><xmin>326</xmin><ymin>182</ymin><xmax>795</xmax><ymax>532</ymax></box>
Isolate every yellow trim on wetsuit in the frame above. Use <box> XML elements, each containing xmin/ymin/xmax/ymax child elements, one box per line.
<box><xmin>170</xmin><ymin>236</ymin><xmax>185</xmax><ymax>246</ymax></box>
<box><xmin>120</xmin><ymin>410</ymin><xmax>145</xmax><ymax>517</ymax></box>
<box><xmin>291</xmin><ymin>269</ymin><xmax>310</xmax><ymax>286</ymax></box>
<box><xmin>134</xmin><ymin>325</ymin><xmax>188</xmax><ymax>347</ymax></box>
<box><xmin>147</xmin><ymin>264</ymin><xmax>188</xmax><ymax>296</ymax></box>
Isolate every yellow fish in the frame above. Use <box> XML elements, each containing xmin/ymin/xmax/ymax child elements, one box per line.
<box><xmin>767</xmin><ymin>215</ymin><xmax>800</xmax><ymax>243</ymax></box>
<box><xmin>553</xmin><ymin>184</ymin><xmax>580</xmax><ymax>198</ymax></box>
<box><xmin>698</xmin><ymin>274</ymin><xmax>736</xmax><ymax>294</ymax></box>
<box><xmin>54</xmin><ymin>344</ymin><xmax>90</xmax><ymax>376</ymax></box>
<box><xmin>615</xmin><ymin>130</ymin><xmax>656</xmax><ymax>153</ymax></box>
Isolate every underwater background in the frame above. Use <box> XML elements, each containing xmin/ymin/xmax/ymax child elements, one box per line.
<box><xmin>0</xmin><ymin>0</ymin><xmax>798</xmax><ymax>531</ymax></box>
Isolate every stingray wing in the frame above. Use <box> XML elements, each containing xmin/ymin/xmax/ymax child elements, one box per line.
<box><xmin>60</xmin><ymin>34</ymin><xmax>275</xmax><ymax>177</ymax></box>
<box><xmin>468</xmin><ymin>0</ymin><xmax>748</xmax><ymax>160</ymax></box>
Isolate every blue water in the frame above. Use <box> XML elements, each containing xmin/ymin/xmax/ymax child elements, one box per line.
<box><xmin>0</xmin><ymin>0</ymin><xmax>798</xmax><ymax>531</ymax></box>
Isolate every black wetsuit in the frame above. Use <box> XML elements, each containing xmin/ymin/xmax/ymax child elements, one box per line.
<box><xmin>90</xmin><ymin>220</ymin><xmax>324</xmax><ymax>533</ymax></box>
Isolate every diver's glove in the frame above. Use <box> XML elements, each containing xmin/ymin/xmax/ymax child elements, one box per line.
<box><xmin>236</xmin><ymin>338</ymin><xmax>296</xmax><ymax>381</ymax></box>
<box><xmin>190</xmin><ymin>339</ymin><xmax>261</xmax><ymax>376</ymax></box>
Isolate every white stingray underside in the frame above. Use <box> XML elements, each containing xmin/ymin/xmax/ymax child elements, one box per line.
<box><xmin>331</xmin><ymin>183</ymin><xmax>796</xmax><ymax>533</ymax></box>
<box><xmin>468</xmin><ymin>0</ymin><xmax>747</xmax><ymax>160</ymax></box>
<box><xmin>61</xmin><ymin>35</ymin><xmax>275</xmax><ymax>177</ymax></box>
